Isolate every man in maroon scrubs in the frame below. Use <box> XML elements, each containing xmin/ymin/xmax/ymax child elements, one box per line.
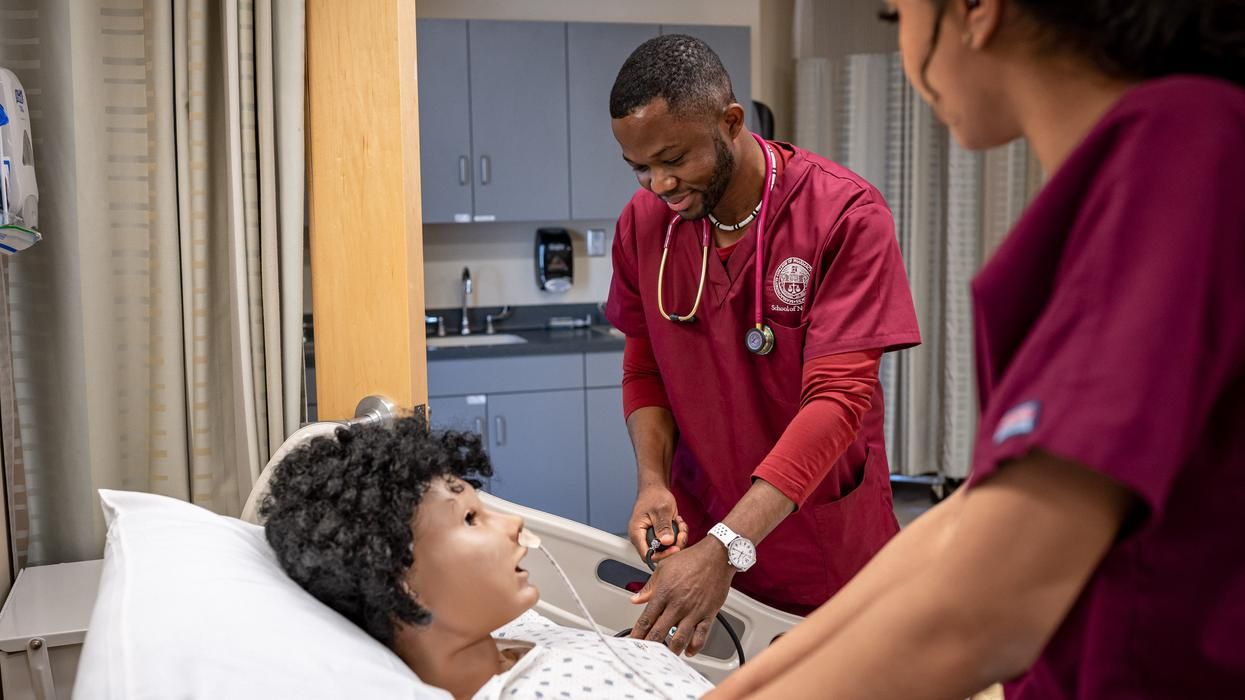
<box><xmin>604</xmin><ymin>34</ymin><xmax>920</xmax><ymax>655</ymax></box>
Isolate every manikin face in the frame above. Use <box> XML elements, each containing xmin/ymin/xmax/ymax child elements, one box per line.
<box><xmin>612</xmin><ymin>97</ymin><xmax>738</xmax><ymax>220</ymax></box>
<box><xmin>403</xmin><ymin>478</ymin><xmax>539</xmax><ymax>636</ymax></box>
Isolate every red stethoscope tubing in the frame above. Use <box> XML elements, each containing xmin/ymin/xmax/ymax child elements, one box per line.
<box><xmin>750</xmin><ymin>132</ymin><xmax>774</xmax><ymax>332</ymax></box>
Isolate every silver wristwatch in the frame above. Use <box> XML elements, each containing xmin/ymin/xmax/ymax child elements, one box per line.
<box><xmin>708</xmin><ymin>522</ymin><xmax>757</xmax><ymax>572</ymax></box>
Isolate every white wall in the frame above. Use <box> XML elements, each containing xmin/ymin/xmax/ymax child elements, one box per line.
<box><xmin>424</xmin><ymin>219</ymin><xmax>615</xmax><ymax>309</ymax></box>
<box><xmin>415</xmin><ymin>0</ymin><xmax>795</xmax><ymax>309</ymax></box>
<box><xmin>809</xmin><ymin>0</ymin><xmax>898</xmax><ymax>58</ymax></box>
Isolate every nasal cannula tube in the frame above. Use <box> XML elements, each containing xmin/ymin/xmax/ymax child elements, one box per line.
<box><xmin>519</xmin><ymin>531</ymin><xmax>678</xmax><ymax>700</ymax></box>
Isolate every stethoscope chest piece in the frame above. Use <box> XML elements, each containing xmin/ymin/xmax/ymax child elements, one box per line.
<box><xmin>745</xmin><ymin>324</ymin><xmax>775</xmax><ymax>355</ymax></box>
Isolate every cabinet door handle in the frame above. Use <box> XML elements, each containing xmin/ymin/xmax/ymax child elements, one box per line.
<box><xmin>473</xmin><ymin>416</ymin><xmax>484</xmax><ymax>437</ymax></box>
<box><xmin>458</xmin><ymin>155</ymin><xmax>471</xmax><ymax>185</ymax></box>
<box><xmin>480</xmin><ymin>155</ymin><xmax>491</xmax><ymax>185</ymax></box>
<box><xmin>494</xmin><ymin>415</ymin><xmax>506</xmax><ymax>446</ymax></box>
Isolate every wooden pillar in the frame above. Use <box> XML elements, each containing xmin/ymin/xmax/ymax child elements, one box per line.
<box><xmin>306</xmin><ymin>0</ymin><xmax>427</xmax><ymax>420</ymax></box>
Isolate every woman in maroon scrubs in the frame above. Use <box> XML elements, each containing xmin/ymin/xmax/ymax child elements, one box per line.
<box><xmin>712</xmin><ymin>1</ymin><xmax>1245</xmax><ymax>698</ymax></box>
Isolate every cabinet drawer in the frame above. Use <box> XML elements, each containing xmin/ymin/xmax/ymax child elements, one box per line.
<box><xmin>429</xmin><ymin>354</ymin><xmax>585</xmax><ymax>397</ymax></box>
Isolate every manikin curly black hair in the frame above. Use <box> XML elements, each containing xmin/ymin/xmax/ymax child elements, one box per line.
<box><xmin>609</xmin><ymin>33</ymin><xmax>737</xmax><ymax>120</ymax></box>
<box><xmin>260</xmin><ymin>414</ymin><xmax>492</xmax><ymax>648</ymax></box>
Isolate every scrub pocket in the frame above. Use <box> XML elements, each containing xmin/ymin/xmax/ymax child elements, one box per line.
<box><xmin>809</xmin><ymin>448</ymin><xmax>900</xmax><ymax>594</ymax></box>
<box><xmin>756</xmin><ymin>320</ymin><xmax>810</xmax><ymax>413</ymax></box>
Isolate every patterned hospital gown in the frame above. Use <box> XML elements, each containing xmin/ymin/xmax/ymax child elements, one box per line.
<box><xmin>474</xmin><ymin>610</ymin><xmax>714</xmax><ymax>700</ymax></box>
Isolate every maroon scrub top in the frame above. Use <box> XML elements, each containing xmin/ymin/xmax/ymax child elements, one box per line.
<box><xmin>967</xmin><ymin>76</ymin><xmax>1245</xmax><ymax>697</ymax></box>
<box><xmin>606</xmin><ymin>142</ymin><xmax>920</xmax><ymax>613</ymax></box>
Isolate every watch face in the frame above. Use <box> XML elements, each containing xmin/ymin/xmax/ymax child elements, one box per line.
<box><xmin>728</xmin><ymin>538</ymin><xmax>756</xmax><ymax>570</ymax></box>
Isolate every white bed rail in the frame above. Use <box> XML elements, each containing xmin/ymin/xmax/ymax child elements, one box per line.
<box><xmin>479</xmin><ymin>492</ymin><xmax>802</xmax><ymax>683</ymax></box>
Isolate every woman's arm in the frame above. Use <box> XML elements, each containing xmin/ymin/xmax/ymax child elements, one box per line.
<box><xmin>710</xmin><ymin>486</ymin><xmax>966</xmax><ymax>698</ymax></box>
<box><xmin>737</xmin><ymin>451</ymin><xmax>1133</xmax><ymax>700</ymax></box>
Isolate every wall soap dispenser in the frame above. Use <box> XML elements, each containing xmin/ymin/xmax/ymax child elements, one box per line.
<box><xmin>535</xmin><ymin>227</ymin><xmax>573</xmax><ymax>293</ymax></box>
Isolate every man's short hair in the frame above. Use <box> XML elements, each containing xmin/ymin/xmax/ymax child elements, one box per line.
<box><xmin>609</xmin><ymin>34</ymin><xmax>736</xmax><ymax>120</ymax></box>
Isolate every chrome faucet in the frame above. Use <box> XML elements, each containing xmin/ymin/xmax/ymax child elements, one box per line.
<box><xmin>460</xmin><ymin>266</ymin><xmax>472</xmax><ymax>336</ymax></box>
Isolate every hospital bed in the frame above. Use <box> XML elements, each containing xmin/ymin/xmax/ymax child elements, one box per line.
<box><xmin>239</xmin><ymin>400</ymin><xmax>803</xmax><ymax>684</ymax></box>
<box><xmin>64</xmin><ymin>400</ymin><xmax>1001</xmax><ymax>699</ymax></box>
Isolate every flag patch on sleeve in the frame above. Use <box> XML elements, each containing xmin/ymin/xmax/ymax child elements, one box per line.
<box><xmin>993</xmin><ymin>400</ymin><xmax>1040</xmax><ymax>445</ymax></box>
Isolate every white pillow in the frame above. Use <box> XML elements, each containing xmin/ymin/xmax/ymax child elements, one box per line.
<box><xmin>75</xmin><ymin>489</ymin><xmax>450</xmax><ymax>700</ymax></box>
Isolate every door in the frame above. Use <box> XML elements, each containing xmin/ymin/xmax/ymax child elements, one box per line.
<box><xmin>486</xmin><ymin>389</ymin><xmax>587</xmax><ymax>522</ymax></box>
<box><xmin>567</xmin><ymin>22</ymin><xmax>658</xmax><ymax>220</ymax></box>
<box><xmin>586</xmin><ymin>387</ymin><xmax>634</xmax><ymax>535</ymax></box>
<box><xmin>661</xmin><ymin>25</ymin><xmax>751</xmax><ymax>127</ymax></box>
<box><xmin>416</xmin><ymin>20</ymin><xmax>474</xmax><ymax>224</ymax></box>
<box><xmin>468</xmin><ymin>21</ymin><xmax>571</xmax><ymax>222</ymax></box>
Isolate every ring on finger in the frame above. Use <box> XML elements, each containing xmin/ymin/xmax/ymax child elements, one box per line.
<box><xmin>664</xmin><ymin>626</ymin><xmax>678</xmax><ymax>644</ymax></box>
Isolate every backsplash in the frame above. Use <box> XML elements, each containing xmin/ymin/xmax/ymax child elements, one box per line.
<box><xmin>422</xmin><ymin>220</ymin><xmax>617</xmax><ymax>308</ymax></box>
<box><xmin>423</xmin><ymin>302</ymin><xmax>607</xmax><ymax>337</ymax></box>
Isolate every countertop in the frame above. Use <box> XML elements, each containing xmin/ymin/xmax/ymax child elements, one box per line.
<box><xmin>425</xmin><ymin>326</ymin><xmax>625</xmax><ymax>361</ymax></box>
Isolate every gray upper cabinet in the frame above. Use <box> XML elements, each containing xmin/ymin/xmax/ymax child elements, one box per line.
<box><xmin>661</xmin><ymin>25</ymin><xmax>751</xmax><ymax>127</ymax></box>
<box><xmin>416</xmin><ymin>20</ymin><xmax>474</xmax><ymax>224</ymax></box>
<box><xmin>415</xmin><ymin>20</ymin><xmax>751</xmax><ymax>224</ymax></box>
<box><xmin>468</xmin><ymin>21</ymin><xmax>571</xmax><ymax>222</ymax></box>
<box><xmin>567</xmin><ymin>23</ymin><xmax>658</xmax><ymax>220</ymax></box>
<box><xmin>487</xmin><ymin>390</ymin><xmax>587</xmax><ymax>522</ymax></box>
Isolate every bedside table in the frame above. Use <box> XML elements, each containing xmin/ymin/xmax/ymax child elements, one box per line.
<box><xmin>0</xmin><ymin>560</ymin><xmax>103</xmax><ymax>700</ymax></box>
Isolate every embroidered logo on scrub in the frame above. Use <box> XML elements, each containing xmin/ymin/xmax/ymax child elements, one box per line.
<box><xmin>993</xmin><ymin>400</ymin><xmax>1040</xmax><ymax>445</ymax></box>
<box><xmin>772</xmin><ymin>257</ymin><xmax>811</xmax><ymax>311</ymax></box>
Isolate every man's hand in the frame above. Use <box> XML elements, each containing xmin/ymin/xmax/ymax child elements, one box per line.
<box><xmin>629</xmin><ymin>537</ymin><xmax>734</xmax><ymax>656</ymax></box>
<box><xmin>628</xmin><ymin>485</ymin><xmax>688</xmax><ymax>561</ymax></box>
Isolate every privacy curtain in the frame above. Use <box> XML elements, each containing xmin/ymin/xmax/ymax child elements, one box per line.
<box><xmin>0</xmin><ymin>0</ymin><xmax>305</xmax><ymax>567</ymax></box>
<box><xmin>795</xmin><ymin>52</ymin><xmax>1043</xmax><ymax>479</ymax></box>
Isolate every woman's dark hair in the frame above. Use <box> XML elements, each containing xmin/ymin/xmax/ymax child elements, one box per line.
<box><xmin>260</xmin><ymin>414</ymin><xmax>492</xmax><ymax>648</ymax></box>
<box><xmin>917</xmin><ymin>0</ymin><xmax>1245</xmax><ymax>92</ymax></box>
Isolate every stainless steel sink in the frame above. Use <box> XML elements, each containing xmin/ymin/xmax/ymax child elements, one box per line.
<box><xmin>426</xmin><ymin>333</ymin><xmax>528</xmax><ymax>350</ymax></box>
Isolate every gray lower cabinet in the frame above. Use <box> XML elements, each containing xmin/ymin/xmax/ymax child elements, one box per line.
<box><xmin>428</xmin><ymin>351</ymin><xmax>633</xmax><ymax>530</ymax></box>
<box><xmin>430</xmin><ymin>389</ymin><xmax>587</xmax><ymax>522</ymax></box>
<box><xmin>428</xmin><ymin>394</ymin><xmax>490</xmax><ymax>489</ymax></box>
<box><xmin>585</xmin><ymin>387</ymin><xmax>634</xmax><ymax>535</ymax></box>
<box><xmin>487</xmin><ymin>390</ymin><xmax>587</xmax><ymax>522</ymax></box>
<box><xmin>429</xmin><ymin>354</ymin><xmax>589</xmax><ymax>523</ymax></box>
<box><xmin>429</xmin><ymin>394</ymin><xmax>489</xmax><ymax>442</ymax></box>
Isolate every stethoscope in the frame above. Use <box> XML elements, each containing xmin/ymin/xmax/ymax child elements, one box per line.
<box><xmin>656</xmin><ymin>132</ymin><xmax>779</xmax><ymax>356</ymax></box>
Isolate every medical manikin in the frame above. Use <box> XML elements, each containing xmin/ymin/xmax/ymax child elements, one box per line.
<box><xmin>0</xmin><ymin>67</ymin><xmax>40</xmax><ymax>253</ymax></box>
<box><xmin>260</xmin><ymin>415</ymin><xmax>712</xmax><ymax>700</ymax></box>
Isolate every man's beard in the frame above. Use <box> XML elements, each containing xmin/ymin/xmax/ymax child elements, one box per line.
<box><xmin>693</xmin><ymin>134</ymin><xmax>734</xmax><ymax>220</ymax></box>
